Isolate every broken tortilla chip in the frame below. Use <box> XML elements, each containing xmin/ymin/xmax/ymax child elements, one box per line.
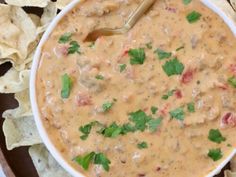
<box><xmin>3</xmin><ymin>116</ymin><xmax>42</xmax><ymax>150</ymax></box>
<box><xmin>2</xmin><ymin>89</ymin><xmax>32</xmax><ymax>119</ymax></box>
<box><xmin>225</xmin><ymin>170</ymin><xmax>236</xmax><ymax>177</ymax></box>
<box><xmin>5</xmin><ymin>0</ymin><xmax>50</xmax><ymax>8</ymax></box>
<box><xmin>230</xmin><ymin>0</ymin><xmax>236</xmax><ymax>10</ymax></box>
<box><xmin>231</xmin><ymin>155</ymin><xmax>236</xmax><ymax>172</ymax></box>
<box><xmin>29</xmin><ymin>144</ymin><xmax>72</xmax><ymax>177</ymax></box>
<box><xmin>56</xmin><ymin>0</ymin><xmax>72</xmax><ymax>9</ymax></box>
<box><xmin>0</xmin><ymin>67</ymin><xmax>29</xmax><ymax>93</ymax></box>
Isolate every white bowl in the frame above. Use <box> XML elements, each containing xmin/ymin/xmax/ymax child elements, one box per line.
<box><xmin>30</xmin><ymin>1</ymin><xmax>236</xmax><ymax>177</ymax></box>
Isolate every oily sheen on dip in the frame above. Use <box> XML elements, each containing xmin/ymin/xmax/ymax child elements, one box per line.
<box><xmin>36</xmin><ymin>0</ymin><xmax>236</xmax><ymax>177</ymax></box>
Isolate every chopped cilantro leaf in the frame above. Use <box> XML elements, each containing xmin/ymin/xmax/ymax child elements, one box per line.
<box><xmin>74</xmin><ymin>152</ymin><xmax>111</xmax><ymax>171</ymax></box>
<box><xmin>129</xmin><ymin>110</ymin><xmax>152</xmax><ymax>131</ymax></box>
<box><xmin>79</xmin><ymin>121</ymin><xmax>98</xmax><ymax>140</ymax></box>
<box><xmin>59</xmin><ymin>32</ymin><xmax>72</xmax><ymax>43</ymax></box>
<box><xmin>102</xmin><ymin>102</ymin><xmax>114</xmax><ymax>112</ymax></box>
<box><xmin>208</xmin><ymin>129</ymin><xmax>226</xmax><ymax>144</ymax></box>
<box><xmin>137</xmin><ymin>142</ymin><xmax>148</xmax><ymax>149</ymax></box>
<box><xmin>119</xmin><ymin>64</ymin><xmax>127</xmax><ymax>72</ymax></box>
<box><xmin>162</xmin><ymin>58</ymin><xmax>184</xmax><ymax>76</ymax></box>
<box><xmin>129</xmin><ymin>48</ymin><xmax>146</xmax><ymax>65</ymax></box>
<box><xmin>176</xmin><ymin>46</ymin><xmax>185</xmax><ymax>51</ymax></box>
<box><xmin>68</xmin><ymin>41</ymin><xmax>81</xmax><ymax>54</ymax></box>
<box><xmin>228</xmin><ymin>76</ymin><xmax>236</xmax><ymax>88</ymax></box>
<box><xmin>162</xmin><ymin>90</ymin><xmax>175</xmax><ymax>100</ymax></box>
<box><xmin>100</xmin><ymin>122</ymin><xmax>122</xmax><ymax>138</ymax></box>
<box><xmin>121</xmin><ymin>123</ymin><xmax>136</xmax><ymax>134</ymax></box>
<box><xmin>154</xmin><ymin>48</ymin><xmax>172</xmax><ymax>60</ymax></box>
<box><xmin>148</xmin><ymin>118</ymin><xmax>162</xmax><ymax>132</ymax></box>
<box><xmin>151</xmin><ymin>106</ymin><xmax>158</xmax><ymax>114</ymax></box>
<box><xmin>61</xmin><ymin>74</ymin><xmax>72</xmax><ymax>99</ymax></box>
<box><xmin>187</xmin><ymin>102</ymin><xmax>195</xmax><ymax>113</ymax></box>
<box><xmin>186</xmin><ymin>11</ymin><xmax>202</xmax><ymax>23</ymax></box>
<box><xmin>208</xmin><ymin>148</ymin><xmax>223</xmax><ymax>161</ymax></box>
<box><xmin>94</xmin><ymin>153</ymin><xmax>111</xmax><ymax>171</ymax></box>
<box><xmin>74</xmin><ymin>152</ymin><xmax>95</xmax><ymax>170</ymax></box>
<box><xmin>183</xmin><ymin>0</ymin><xmax>192</xmax><ymax>5</ymax></box>
<box><xmin>95</xmin><ymin>75</ymin><xmax>104</xmax><ymax>80</ymax></box>
<box><xmin>146</xmin><ymin>42</ymin><xmax>153</xmax><ymax>49</ymax></box>
<box><xmin>169</xmin><ymin>107</ymin><xmax>185</xmax><ymax>121</ymax></box>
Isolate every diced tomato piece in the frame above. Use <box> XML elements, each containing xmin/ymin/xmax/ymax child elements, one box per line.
<box><xmin>181</xmin><ymin>69</ymin><xmax>194</xmax><ymax>84</ymax></box>
<box><xmin>160</xmin><ymin>104</ymin><xmax>169</xmax><ymax>116</ymax></box>
<box><xmin>54</xmin><ymin>45</ymin><xmax>69</xmax><ymax>57</ymax></box>
<box><xmin>76</xmin><ymin>92</ymin><xmax>93</xmax><ymax>107</ymax></box>
<box><xmin>121</xmin><ymin>49</ymin><xmax>129</xmax><ymax>57</ymax></box>
<box><xmin>175</xmin><ymin>90</ymin><xmax>182</xmax><ymax>99</ymax></box>
<box><xmin>229</xmin><ymin>64</ymin><xmax>236</xmax><ymax>75</ymax></box>
<box><xmin>221</xmin><ymin>112</ymin><xmax>236</xmax><ymax>127</ymax></box>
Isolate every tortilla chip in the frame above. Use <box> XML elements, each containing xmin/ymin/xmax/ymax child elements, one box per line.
<box><xmin>230</xmin><ymin>0</ymin><xmax>236</xmax><ymax>10</ymax></box>
<box><xmin>29</xmin><ymin>144</ymin><xmax>72</xmax><ymax>177</ymax></box>
<box><xmin>225</xmin><ymin>170</ymin><xmax>236</xmax><ymax>177</ymax></box>
<box><xmin>0</xmin><ymin>67</ymin><xmax>29</xmax><ymax>93</ymax></box>
<box><xmin>56</xmin><ymin>0</ymin><xmax>72</xmax><ymax>9</ymax></box>
<box><xmin>2</xmin><ymin>89</ymin><xmax>32</xmax><ymax>119</ymax></box>
<box><xmin>29</xmin><ymin>14</ymin><xmax>41</xmax><ymax>27</ymax></box>
<box><xmin>0</xmin><ymin>4</ymin><xmax>38</xmax><ymax>67</ymax></box>
<box><xmin>231</xmin><ymin>156</ymin><xmax>236</xmax><ymax>172</ymax></box>
<box><xmin>3</xmin><ymin>116</ymin><xmax>42</xmax><ymax>150</ymax></box>
<box><xmin>5</xmin><ymin>0</ymin><xmax>50</xmax><ymax>7</ymax></box>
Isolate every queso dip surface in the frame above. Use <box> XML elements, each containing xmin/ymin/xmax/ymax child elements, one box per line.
<box><xmin>36</xmin><ymin>0</ymin><xmax>236</xmax><ymax>176</ymax></box>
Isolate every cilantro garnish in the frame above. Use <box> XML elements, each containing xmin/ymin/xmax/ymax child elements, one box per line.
<box><xmin>176</xmin><ymin>46</ymin><xmax>185</xmax><ymax>51</ymax></box>
<box><xmin>68</xmin><ymin>41</ymin><xmax>81</xmax><ymax>54</ymax></box>
<box><xmin>137</xmin><ymin>142</ymin><xmax>148</xmax><ymax>149</ymax></box>
<box><xmin>187</xmin><ymin>102</ymin><xmax>195</xmax><ymax>113</ymax></box>
<box><xmin>208</xmin><ymin>129</ymin><xmax>226</xmax><ymax>144</ymax></box>
<box><xmin>129</xmin><ymin>48</ymin><xmax>146</xmax><ymax>65</ymax></box>
<box><xmin>121</xmin><ymin>123</ymin><xmax>136</xmax><ymax>134</ymax></box>
<box><xmin>100</xmin><ymin>122</ymin><xmax>123</xmax><ymax>138</ymax></box>
<box><xmin>79</xmin><ymin>121</ymin><xmax>98</xmax><ymax>140</ymax></box>
<box><xmin>162</xmin><ymin>90</ymin><xmax>175</xmax><ymax>100</ymax></box>
<box><xmin>183</xmin><ymin>0</ymin><xmax>192</xmax><ymax>5</ymax></box>
<box><xmin>95</xmin><ymin>75</ymin><xmax>104</xmax><ymax>80</ymax></box>
<box><xmin>102</xmin><ymin>101</ymin><xmax>114</xmax><ymax>112</ymax></box>
<box><xmin>151</xmin><ymin>106</ymin><xmax>158</xmax><ymax>114</ymax></box>
<box><xmin>61</xmin><ymin>74</ymin><xmax>72</xmax><ymax>99</ymax></box>
<box><xmin>154</xmin><ymin>48</ymin><xmax>172</xmax><ymax>60</ymax></box>
<box><xmin>162</xmin><ymin>58</ymin><xmax>184</xmax><ymax>76</ymax></box>
<box><xmin>186</xmin><ymin>11</ymin><xmax>202</xmax><ymax>23</ymax></box>
<box><xmin>228</xmin><ymin>76</ymin><xmax>236</xmax><ymax>88</ymax></box>
<box><xmin>169</xmin><ymin>107</ymin><xmax>185</xmax><ymax>121</ymax></box>
<box><xmin>148</xmin><ymin>118</ymin><xmax>162</xmax><ymax>132</ymax></box>
<box><xmin>59</xmin><ymin>32</ymin><xmax>72</xmax><ymax>43</ymax></box>
<box><xmin>119</xmin><ymin>64</ymin><xmax>127</xmax><ymax>72</ymax></box>
<box><xmin>208</xmin><ymin>148</ymin><xmax>223</xmax><ymax>161</ymax></box>
<box><xmin>129</xmin><ymin>110</ymin><xmax>151</xmax><ymax>132</ymax></box>
<box><xmin>146</xmin><ymin>42</ymin><xmax>152</xmax><ymax>49</ymax></box>
<box><xmin>74</xmin><ymin>152</ymin><xmax>110</xmax><ymax>171</ymax></box>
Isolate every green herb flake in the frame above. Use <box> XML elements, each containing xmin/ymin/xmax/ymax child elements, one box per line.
<box><xmin>208</xmin><ymin>129</ymin><xmax>226</xmax><ymax>144</ymax></box>
<box><xmin>154</xmin><ymin>48</ymin><xmax>172</xmax><ymax>60</ymax></box>
<box><xmin>137</xmin><ymin>142</ymin><xmax>148</xmax><ymax>149</ymax></box>
<box><xmin>187</xmin><ymin>102</ymin><xmax>195</xmax><ymax>113</ymax></box>
<box><xmin>95</xmin><ymin>75</ymin><xmax>104</xmax><ymax>80</ymax></box>
<box><xmin>100</xmin><ymin>123</ymin><xmax>122</xmax><ymax>138</ymax></box>
<box><xmin>58</xmin><ymin>32</ymin><xmax>72</xmax><ymax>43</ymax></box>
<box><xmin>162</xmin><ymin>58</ymin><xmax>184</xmax><ymax>76</ymax></box>
<box><xmin>68</xmin><ymin>41</ymin><xmax>81</xmax><ymax>54</ymax></box>
<box><xmin>162</xmin><ymin>90</ymin><xmax>175</xmax><ymax>100</ymax></box>
<box><xmin>79</xmin><ymin>121</ymin><xmax>98</xmax><ymax>140</ymax></box>
<box><xmin>74</xmin><ymin>152</ymin><xmax>95</xmax><ymax>170</ymax></box>
<box><xmin>169</xmin><ymin>107</ymin><xmax>185</xmax><ymax>121</ymax></box>
<box><xmin>151</xmin><ymin>106</ymin><xmax>158</xmax><ymax>114</ymax></box>
<box><xmin>208</xmin><ymin>148</ymin><xmax>223</xmax><ymax>161</ymax></box>
<box><xmin>94</xmin><ymin>153</ymin><xmax>111</xmax><ymax>171</ymax></box>
<box><xmin>121</xmin><ymin>123</ymin><xmax>136</xmax><ymax>134</ymax></box>
<box><xmin>88</xmin><ymin>42</ymin><xmax>95</xmax><ymax>48</ymax></box>
<box><xmin>129</xmin><ymin>110</ymin><xmax>152</xmax><ymax>132</ymax></box>
<box><xmin>186</xmin><ymin>11</ymin><xmax>202</xmax><ymax>23</ymax></box>
<box><xmin>129</xmin><ymin>48</ymin><xmax>146</xmax><ymax>65</ymax></box>
<box><xmin>148</xmin><ymin>118</ymin><xmax>162</xmax><ymax>132</ymax></box>
<box><xmin>102</xmin><ymin>102</ymin><xmax>113</xmax><ymax>112</ymax></box>
<box><xmin>183</xmin><ymin>0</ymin><xmax>192</xmax><ymax>5</ymax></box>
<box><xmin>119</xmin><ymin>64</ymin><xmax>127</xmax><ymax>72</ymax></box>
<box><xmin>176</xmin><ymin>46</ymin><xmax>185</xmax><ymax>51</ymax></box>
<box><xmin>146</xmin><ymin>42</ymin><xmax>153</xmax><ymax>49</ymax></box>
<box><xmin>228</xmin><ymin>76</ymin><xmax>236</xmax><ymax>88</ymax></box>
<box><xmin>61</xmin><ymin>74</ymin><xmax>73</xmax><ymax>99</ymax></box>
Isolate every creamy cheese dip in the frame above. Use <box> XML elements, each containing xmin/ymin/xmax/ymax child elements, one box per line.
<box><xmin>36</xmin><ymin>0</ymin><xmax>236</xmax><ymax>176</ymax></box>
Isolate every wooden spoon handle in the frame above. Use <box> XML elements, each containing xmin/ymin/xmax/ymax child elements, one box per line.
<box><xmin>124</xmin><ymin>0</ymin><xmax>156</xmax><ymax>29</ymax></box>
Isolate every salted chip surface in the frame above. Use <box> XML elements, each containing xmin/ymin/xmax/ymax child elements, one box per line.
<box><xmin>0</xmin><ymin>68</ymin><xmax>29</xmax><ymax>93</ymax></box>
<box><xmin>29</xmin><ymin>144</ymin><xmax>72</xmax><ymax>177</ymax></box>
<box><xmin>5</xmin><ymin>0</ymin><xmax>50</xmax><ymax>7</ymax></box>
<box><xmin>3</xmin><ymin>116</ymin><xmax>42</xmax><ymax>150</ymax></box>
<box><xmin>2</xmin><ymin>89</ymin><xmax>32</xmax><ymax>119</ymax></box>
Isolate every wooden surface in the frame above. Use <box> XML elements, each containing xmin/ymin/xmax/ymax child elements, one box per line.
<box><xmin>0</xmin><ymin>0</ymin><xmax>232</xmax><ymax>177</ymax></box>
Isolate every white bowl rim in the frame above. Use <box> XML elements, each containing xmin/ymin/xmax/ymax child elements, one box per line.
<box><xmin>30</xmin><ymin>1</ymin><xmax>236</xmax><ymax>177</ymax></box>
